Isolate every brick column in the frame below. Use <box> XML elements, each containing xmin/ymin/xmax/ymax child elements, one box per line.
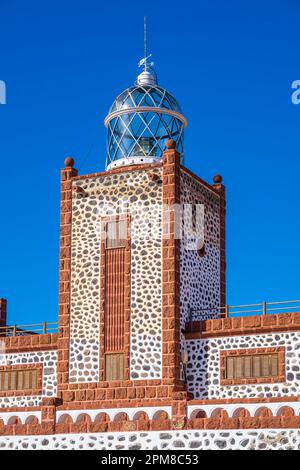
<box><xmin>213</xmin><ymin>176</ymin><xmax>226</xmax><ymax>308</ymax></box>
<box><xmin>0</xmin><ymin>299</ymin><xmax>7</xmax><ymax>328</ymax></box>
<box><xmin>41</xmin><ymin>398</ymin><xmax>58</xmax><ymax>434</ymax></box>
<box><xmin>57</xmin><ymin>158</ymin><xmax>78</xmax><ymax>398</ymax></box>
<box><xmin>162</xmin><ymin>140</ymin><xmax>183</xmax><ymax>393</ymax></box>
<box><xmin>171</xmin><ymin>390</ymin><xmax>188</xmax><ymax>428</ymax></box>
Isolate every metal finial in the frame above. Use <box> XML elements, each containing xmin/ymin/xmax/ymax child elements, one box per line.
<box><xmin>144</xmin><ymin>16</ymin><xmax>147</xmax><ymax>71</ymax></box>
<box><xmin>137</xmin><ymin>17</ymin><xmax>157</xmax><ymax>86</ymax></box>
<box><xmin>138</xmin><ymin>16</ymin><xmax>154</xmax><ymax>73</ymax></box>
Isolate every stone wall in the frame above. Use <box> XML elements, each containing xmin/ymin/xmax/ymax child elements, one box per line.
<box><xmin>180</xmin><ymin>170</ymin><xmax>221</xmax><ymax>327</ymax></box>
<box><xmin>0</xmin><ymin>429</ymin><xmax>298</xmax><ymax>450</ymax></box>
<box><xmin>186</xmin><ymin>331</ymin><xmax>300</xmax><ymax>399</ymax></box>
<box><xmin>0</xmin><ymin>350</ymin><xmax>57</xmax><ymax>408</ymax></box>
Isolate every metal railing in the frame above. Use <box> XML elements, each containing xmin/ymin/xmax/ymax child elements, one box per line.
<box><xmin>188</xmin><ymin>299</ymin><xmax>300</xmax><ymax>321</ymax></box>
<box><xmin>0</xmin><ymin>322</ymin><xmax>58</xmax><ymax>337</ymax></box>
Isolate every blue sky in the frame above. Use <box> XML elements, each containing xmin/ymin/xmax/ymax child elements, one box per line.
<box><xmin>0</xmin><ymin>0</ymin><xmax>299</xmax><ymax>325</ymax></box>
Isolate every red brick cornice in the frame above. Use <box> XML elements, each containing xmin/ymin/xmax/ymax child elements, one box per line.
<box><xmin>57</xmin><ymin>165</ymin><xmax>78</xmax><ymax>395</ymax></box>
<box><xmin>72</xmin><ymin>162</ymin><xmax>162</xmax><ymax>182</ymax></box>
<box><xmin>188</xmin><ymin>396</ymin><xmax>300</xmax><ymax>406</ymax></box>
<box><xmin>0</xmin><ymin>299</ymin><xmax>7</xmax><ymax>328</ymax></box>
<box><xmin>185</xmin><ymin>312</ymin><xmax>300</xmax><ymax>339</ymax></box>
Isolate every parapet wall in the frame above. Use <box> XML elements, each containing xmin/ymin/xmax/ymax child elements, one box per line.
<box><xmin>185</xmin><ymin>312</ymin><xmax>300</xmax><ymax>339</ymax></box>
<box><xmin>0</xmin><ymin>429</ymin><xmax>298</xmax><ymax>450</ymax></box>
<box><xmin>0</xmin><ymin>333</ymin><xmax>58</xmax><ymax>352</ymax></box>
<box><xmin>185</xmin><ymin>313</ymin><xmax>300</xmax><ymax>401</ymax></box>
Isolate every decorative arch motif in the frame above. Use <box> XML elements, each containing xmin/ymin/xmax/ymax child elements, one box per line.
<box><xmin>57</xmin><ymin>414</ymin><xmax>73</xmax><ymax>425</ymax></box>
<box><xmin>232</xmin><ymin>408</ymin><xmax>251</xmax><ymax>419</ymax></box>
<box><xmin>75</xmin><ymin>414</ymin><xmax>92</xmax><ymax>424</ymax></box>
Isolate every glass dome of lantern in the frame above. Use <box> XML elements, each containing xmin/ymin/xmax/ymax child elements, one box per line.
<box><xmin>104</xmin><ymin>52</ymin><xmax>187</xmax><ymax>170</ymax></box>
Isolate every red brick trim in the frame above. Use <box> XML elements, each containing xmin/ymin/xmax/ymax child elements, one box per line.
<box><xmin>56</xmin><ymin>398</ymin><xmax>173</xmax><ymax>411</ymax></box>
<box><xmin>0</xmin><ymin>364</ymin><xmax>43</xmax><ymax>397</ymax></box>
<box><xmin>0</xmin><ymin>299</ymin><xmax>7</xmax><ymax>328</ymax></box>
<box><xmin>187</xmin><ymin>415</ymin><xmax>300</xmax><ymax>430</ymax></box>
<box><xmin>220</xmin><ymin>347</ymin><xmax>285</xmax><ymax>386</ymax></box>
<box><xmin>213</xmin><ymin>183</ymin><xmax>226</xmax><ymax>308</ymax></box>
<box><xmin>0</xmin><ymin>334</ymin><xmax>58</xmax><ymax>353</ymax></box>
<box><xmin>180</xmin><ymin>166</ymin><xmax>220</xmax><ymax>196</ymax></box>
<box><xmin>57</xmin><ymin>165</ymin><xmax>78</xmax><ymax>396</ymax></box>
<box><xmin>2</xmin><ymin>396</ymin><xmax>300</xmax><ymax>435</ymax></box>
<box><xmin>2</xmin><ymin>415</ymin><xmax>300</xmax><ymax>436</ymax></box>
<box><xmin>188</xmin><ymin>396</ymin><xmax>300</xmax><ymax>406</ymax></box>
<box><xmin>185</xmin><ymin>312</ymin><xmax>300</xmax><ymax>339</ymax></box>
<box><xmin>162</xmin><ymin>147</ymin><xmax>183</xmax><ymax>391</ymax></box>
<box><xmin>60</xmin><ymin>382</ymin><xmax>174</xmax><ymax>406</ymax></box>
<box><xmin>0</xmin><ymin>406</ymin><xmax>41</xmax><ymax>413</ymax></box>
<box><xmin>72</xmin><ymin>162</ymin><xmax>162</xmax><ymax>182</ymax></box>
<box><xmin>99</xmin><ymin>214</ymin><xmax>131</xmax><ymax>382</ymax></box>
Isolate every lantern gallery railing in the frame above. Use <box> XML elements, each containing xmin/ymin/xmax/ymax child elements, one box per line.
<box><xmin>188</xmin><ymin>299</ymin><xmax>300</xmax><ymax>321</ymax></box>
<box><xmin>0</xmin><ymin>322</ymin><xmax>58</xmax><ymax>337</ymax></box>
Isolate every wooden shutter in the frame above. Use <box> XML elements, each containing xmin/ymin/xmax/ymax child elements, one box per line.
<box><xmin>253</xmin><ymin>355</ymin><xmax>261</xmax><ymax>378</ymax></box>
<box><xmin>235</xmin><ymin>357</ymin><xmax>244</xmax><ymax>378</ymax></box>
<box><xmin>226</xmin><ymin>357</ymin><xmax>234</xmax><ymax>379</ymax></box>
<box><xmin>105</xmin><ymin>353</ymin><xmax>124</xmax><ymax>381</ymax></box>
<box><xmin>270</xmin><ymin>354</ymin><xmax>278</xmax><ymax>376</ymax></box>
<box><xmin>0</xmin><ymin>369</ymin><xmax>38</xmax><ymax>391</ymax></box>
<box><xmin>106</xmin><ymin>220</ymin><xmax>126</xmax><ymax>249</ymax></box>
<box><xmin>244</xmin><ymin>356</ymin><xmax>252</xmax><ymax>378</ymax></box>
<box><xmin>224</xmin><ymin>353</ymin><xmax>279</xmax><ymax>381</ymax></box>
<box><xmin>105</xmin><ymin>247</ymin><xmax>125</xmax><ymax>354</ymax></box>
<box><xmin>10</xmin><ymin>371</ymin><xmax>17</xmax><ymax>391</ymax></box>
<box><xmin>1</xmin><ymin>372</ymin><xmax>9</xmax><ymax>391</ymax></box>
<box><xmin>261</xmin><ymin>355</ymin><xmax>270</xmax><ymax>377</ymax></box>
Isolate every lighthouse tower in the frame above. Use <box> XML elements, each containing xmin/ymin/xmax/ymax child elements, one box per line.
<box><xmin>56</xmin><ymin>56</ymin><xmax>225</xmax><ymax>413</ymax></box>
<box><xmin>2</xmin><ymin>32</ymin><xmax>300</xmax><ymax>451</ymax></box>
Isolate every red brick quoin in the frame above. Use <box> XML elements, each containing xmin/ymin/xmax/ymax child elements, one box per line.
<box><xmin>0</xmin><ymin>299</ymin><xmax>7</xmax><ymax>329</ymax></box>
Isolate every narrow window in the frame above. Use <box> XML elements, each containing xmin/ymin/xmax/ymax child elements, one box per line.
<box><xmin>105</xmin><ymin>353</ymin><xmax>125</xmax><ymax>382</ymax></box>
<box><xmin>104</xmin><ymin>219</ymin><xmax>127</xmax><ymax>381</ymax></box>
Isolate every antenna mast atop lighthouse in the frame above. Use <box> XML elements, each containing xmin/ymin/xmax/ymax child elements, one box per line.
<box><xmin>137</xmin><ymin>17</ymin><xmax>156</xmax><ymax>85</ymax></box>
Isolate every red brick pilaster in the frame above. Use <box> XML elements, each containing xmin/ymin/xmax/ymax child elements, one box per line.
<box><xmin>0</xmin><ymin>298</ymin><xmax>7</xmax><ymax>328</ymax></box>
<box><xmin>213</xmin><ymin>179</ymin><xmax>226</xmax><ymax>308</ymax></box>
<box><xmin>172</xmin><ymin>390</ymin><xmax>188</xmax><ymax>427</ymax></box>
<box><xmin>57</xmin><ymin>159</ymin><xmax>78</xmax><ymax>397</ymax></box>
<box><xmin>41</xmin><ymin>398</ymin><xmax>58</xmax><ymax>434</ymax></box>
<box><xmin>162</xmin><ymin>140</ymin><xmax>183</xmax><ymax>393</ymax></box>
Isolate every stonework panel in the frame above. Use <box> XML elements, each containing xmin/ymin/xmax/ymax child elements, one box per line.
<box><xmin>186</xmin><ymin>332</ymin><xmax>300</xmax><ymax>399</ymax></box>
<box><xmin>0</xmin><ymin>429</ymin><xmax>298</xmax><ymax>450</ymax></box>
<box><xmin>0</xmin><ymin>350</ymin><xmax>57</xmax><ymax>408</ymax></box>
<box><xmin>69</xmin><ymin>167</ymin><xmax>163</xmax><ymax>382</ymax></box>
<box><xmin>180</xmin><ymin>170</ymin><xmax>221</xmax><ymax>327</ymax></box>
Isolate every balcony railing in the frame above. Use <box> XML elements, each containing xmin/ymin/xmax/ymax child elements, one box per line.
<box><xmin>188</xmin><ymin>299</ymin><xmax>300</xmax><ymax>321</ymax></box>
<box><xmin>0</xmin><ymin>322</ymin><xmax>58</xmax><ymax>337</ymax></box>
<box><xmin>1</xmin><ymin>299</ymin><xmax>300</xmax><ymax>335</ymax></box>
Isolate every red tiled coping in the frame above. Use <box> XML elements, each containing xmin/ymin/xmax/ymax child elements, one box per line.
<box><xmin>0</xmin><ymin>334</ymin><xmax>58</xmax><ymax>353</ymax></box>
<box><xmin>185</xmin><ymin>312</ymin><xmax>300</xmax><ymax>339</ymax></box>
